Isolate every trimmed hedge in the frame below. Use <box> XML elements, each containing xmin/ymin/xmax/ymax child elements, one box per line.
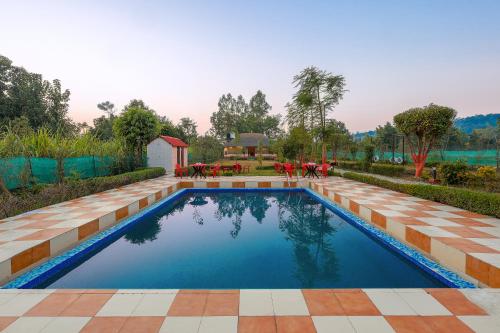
<box><xmin>0</xmin><ymin>167</ymin><xmax>165</xmax><ymax>219</ymax></box>
<box><xmin>339</xmin><ymin>161</ymin><xmax>406</xmax><ymax>177</ymax></box>
<box><xmin>342</xmin><ymin>172</ymin><xmax>500</xmax><ymax>218</ymax></box>
<box><xmin>255</xmin><ymin>165</ymin><xmax>276</xmax><ymax>170</ymax></box>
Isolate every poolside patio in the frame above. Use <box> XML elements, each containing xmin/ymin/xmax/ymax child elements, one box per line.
<box><xmin>0</xmin><ymin>175</ymin><xmax>499</xmax><ymax>331</ymax></box>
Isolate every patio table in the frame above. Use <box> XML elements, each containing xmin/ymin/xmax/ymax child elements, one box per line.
<box><xmin>304</xmin><ymin>163</ymin><xmax>319</xmax><ymax>178</ymax></box>
<box><xmin>190</xmin><ymin>163</ymin><xmax>207</xmax><ymax>179</ymax></box>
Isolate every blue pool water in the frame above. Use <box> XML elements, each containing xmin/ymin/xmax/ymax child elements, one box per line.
<box><xmin>34</xmin><ymin>190</ymin><xmax>447</xmax><ymax>289</ymax></box>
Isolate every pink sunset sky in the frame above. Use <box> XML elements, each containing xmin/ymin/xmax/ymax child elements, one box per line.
<box><xmin>2</xmin><ymin>0</ymin><xmax>499</xmax><ymax>134</ymax></box>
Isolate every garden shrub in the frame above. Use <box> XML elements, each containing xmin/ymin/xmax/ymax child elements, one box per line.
<box><xmin>369</xmin><ymin>164</ymin><xmax>405</xmax><ymax>177</ymax></box>
<box><xmin>0</xmin><ymin>167</ymin><xmax>165</xmax><ymax>219</ymax></box>
<box><xmin>255</xmin><ymin>165</ymin><xmax>275</xmax><ymax>170</ymax></box>
<box><xmin>439</xmin><ymin>160</ymin><xmax>469</xmax><ymax>185</ymax></box>
<box><xmin>342</xmin><ymin>172</ymin><xmax>500</xmax><ymax>218</ymax></box>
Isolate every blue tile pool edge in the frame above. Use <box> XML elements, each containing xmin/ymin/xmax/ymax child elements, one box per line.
<box><xmin>2</xmin><ymin>187</ymin><xmax>475</xmax><ymax>289</ymax></box>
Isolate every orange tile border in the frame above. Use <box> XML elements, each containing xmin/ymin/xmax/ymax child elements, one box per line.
<box><xmin>371</xmin><ymin>211</ymin><xmax>387</xmax><ymax>229</ymax></box>
<box><xmin>302</xmin><ymin>290</ymin><xmax>345</xmax><ymax>315</ymax></box>
<box><xmin>11</xmin><ymin>240</ymin><xmax>50</xmax><ymax>274</ymax></box>
<box><xmin>115</xmin><ymin>206</ymin><xmax>128</xmax><ymax>220</ymax></box>
<box><xmin>204</xmin><ymin>293</ymin><xmax>239</xmax><ymax>316</ymax></box>
<box><xmin>258</xmin><ymin>181</ymin><xmax>271</xmax><ymax>188</ymax></box>
<box><xmin>349</xmin><ymin>201</ymin><xmax>360</xmax><ymax>214</ymax></box>
<box><xmin>78</xmin><ymin>220</ymin><xmax>99</xmax><ymax>240</ymax></box>
<box><xmin>139</xmin><ymin>198</ymin><xmax>148</xmax><ymax>209</ymax></box>
<box><xmin>275</xmin><ymin>316</ymin><xmax>316</xmax><ymax>333</ymax></box>
<box><xmin>333</xmin><ymin>290</ymin><xmax>380</xmax><ymax>315</ymax></box>
<box><xmin>239</xmin><ymin>316</ymin><xmax>276</xmax><ymax>333</ymax></box>
<box><xmin>167</xmin><ymin>293</ymin><xmax>207</xmax><ymax>316</ymax></box>
<box><xmin>466</xmin><ymin>255</ymin><xmax>490</xmax><ymax>285</ymax></box>
<box><xmin>426</xmin><ymin>289</ymin><xmax>487</xmax><ymax>315</ymax></box>
<box><xmin>405</xmin><ymin>228</ymin><xmax>431</xmax><ymax>253</ymax></box>
<box><xmin>207</xmin><ymin>181</ymin><xmax>220</xmax><ymax>188</ymax></box>
<box><xmin>232</xmin><ymin>181</ymin><xmax>245</xmax><ymax>188</ymax></box>
<box><xmin>16</xmin><ymin>228</ymin><xmax>72</xmax><ymax>241</ymax></box>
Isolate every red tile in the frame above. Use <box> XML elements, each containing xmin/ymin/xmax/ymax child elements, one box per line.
<box><xmin>448</xmin><ymin>218</ymin><xmax>493</xmax><ymax>227</ymax></box>
<box><xmin>441</xmin><ymin>226</ymin><xmax>496</xmax><ymax>239</ymax></box>
<box><xmin>302</xmin><ymin>290</ymin><xmax>345</xmax><ymax>315</ymax></box>
<box><xmin>453</xmin><ymin>211</ymin><xmax>487</xmax><ymax>218</ymax></box>
<box><xmin>204</xmin><ymin>293</ymin><xmax>239</xmax><ymax>316</ymax></box>
<box><xmin>406</xmin><ymin>228</ymin><xmax>431</xmax><ymax>253</ymax></box>
<box><xmin>466</xmin><ymin>255</ymin><xmax>491</xmax><ymax>285</ymax></box>
<box><xmin>386</xmin><ymin>316</ymin><xmax>434</xmax><ymax>333</ymax></box>
<box><xmin>120</xmin><ymin>317</ymin><xmax>165</xmax><ymax>333</ymax></box>
<box><xmin>422</xmin><ymin>316</ymin><xmax>474</xmax><ymax>333</ymax></box>
<box><xmin>275</xmin><ymin>316</ymin><xmax>315</xmax><ymax>333</ymax></box>
<box><xmin>25</xmin><ymin>293</ymin><xmax>80</xmax><ymax>316</ymax></box>
<box><xmin>0</xmin><ymin>317</ymin><xmax>17</xmax><ymax>331</ymax></box>
<box><xmin>437</xmin><ymin>237</ymin><xmax>498</xmax><ymax>254</ymax></box>
<box><xmin>334</xmin><ymin>291</ymin><xmax>380</xmax><ymax>315</ymax></box>
<box><xmin>239</xmin><ymin>316</ymin><xmax>276</xmax><ymax>333</ymax></box>
<box><xmin>78</xmin><ymin>220</ymin><xmax>99</xmax><ymax>240</ymax></box>
<box><xmin>427</xmin><ymin>289</ymin><xmax>486</xmax><ymax>315</ymax></box>
<box><xmin>167</xmin><ymin>293</ymin><xmax>207</xmax><ymax>316</ymax></box>
<box><xmin>60</xmin><ymin>293</ymin><xmax>113</xmax><ymax>316</ymax></box>
<box><xmin>371</xmin><ymin>211</ymin><xmax>387</xmax><ymax>228</ymax></box>
<box><xmin>80</xmin><ymin>317</ymin><xmax>127</xmax><ymax>333</ymax></box>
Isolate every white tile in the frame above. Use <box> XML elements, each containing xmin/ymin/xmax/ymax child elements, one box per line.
<box><xmin>128</xmin><ymin>201</ymin><xmax>140</xmax><ymax>215</ymax></box>
<box><xmin>397</xmin><ymin>291</ymin><xmax>451</xmax><ymax>316</ymax></box>
<box><xmin>426</xmin><ymin>211</ymin><xmax>461</xmax><ymax>218</ymax></box>
<box><xmin>417</xmin><ymin>217</ymin><xmax>460</xmax><ymax>227</ymax></box>
<box><xmin>458</xmin><ymin>316</ymin><xmax>500</xmax><ymax>333</ymax></box>
<box><xmin>410</xmin><ymin>226</ymin><xmax>458</xmax><ymax>238</ymax></box>
<box><xmin>469</xmin><ymin>238</ymin><xmax>500</xmax><ymax>251</ymax></box>
<box><xmin>313</xmin><ymin>316</ymin><xmax>355</xmax><ymax>333</ymax></box>
<box><xmin>348</xmin><ymin>316</ymin><xmax>395</xmax><ymax>333</ymax></box>
<box><xmin>239</xmin><ymin>290</ymin><xmax>274</xmax><ymax>316</ymax></box>
<box><xmin>428</xmin><ymin>205</ymin><xmax>464</xmax><ymax>212</ymax></box>
<box><xmin>131</xmin><ymin>294</ymin><xmax>176</xmax><ymax>316</ymax></box>
<box><xmin>365</xmin><ymin>291</ymin><xmax>416</xmax><ymax>315</ymax></box>
<box><xmin>387</xmin><ymin>220</ymin><xmax>406</xmax><ymax>240</ymax></box>
<box><xmin>430</xmin><ymin>238</ymin><xmax>466</xmax><ymax>273</ymax></box>
<box><xmin>384</xmin><ymin>205</ymin><xmax>416</xmax><ymax>211</ymax></box>
<box><xmin>50</xmin><ymin>229</ymin><xmax>78</xmax><ymax>255</ymax></box>
<box><xmin>98</xmin><ymin>212</ymin><xmax>116</xmax><ymax>229</ymax></box>
<box><xmin>372</xmin><ymin>209</ymin><xmax>408</xmax><ymax>217</ymax></box>
<box><xmin>96</xmin><ymin>293</ymin><xmax>143</xmax><ymax>316</ymax></box>
<box><xmin>198</xmin><ymin>316</ymin><xmax>237</xmax><ymax>333</ymax></box>
<box><xmin>359</xmin><ymin>206</ymin><xmax>372</xmax><ymax>221</ymax></box>
<box><xmin>160</xmin><ymin>316</ymin><xmax>201</xmax><ymax>333</ymax></box>
<box><xmin>271</xmin><ymin>289</ymin><xmax>309</xmax><ymax>315</ymax></box>
<box><xmin>0</xmin><ymin>293</ymin><xmax>49</xmax><ymax>316</ymax></box>
<box><xmin>474</xmin><ymin>227</ymin><xmax>500</xmax><ymax>237</ymax></box>
<box><xmin>3</xmin><ymin>317</ymin><xmax>52</xmax><ymax>333</ymax></box>
<box><xmin>40</xmin><ymin>317</ymin><xmax>91</xmax><ymax>333</ymax></box>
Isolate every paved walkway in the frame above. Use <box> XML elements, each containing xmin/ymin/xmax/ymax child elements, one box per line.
<box><xmin>0</xmin><ymin>288</ymin><xmax>497</xmax><ymax>332</ymax></box>
<box><xmin>0</xmin><ymin>175</ymin><xmax>499</xmax><ymax>331</ymax></box>
<box><xmin>335</xmin><ymin>168</ymin><xmax>422</xmax><ymax>185</ymax></box>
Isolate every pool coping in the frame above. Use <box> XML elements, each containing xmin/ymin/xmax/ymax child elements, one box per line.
<box><xmin>0</xmin><ymin>176</ymin><xmax>498</xmax><ymax>288</ymax></box>
<box><xmin>3</xmin><ymin>187</ymin><xmax>473</xmax><ymax>289</ymax></box>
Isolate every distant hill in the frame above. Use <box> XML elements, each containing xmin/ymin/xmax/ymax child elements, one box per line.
<box><xmin>454</xmin><ymin>114</ymin><xmax>499</xmax><ymax>134</ymax></box>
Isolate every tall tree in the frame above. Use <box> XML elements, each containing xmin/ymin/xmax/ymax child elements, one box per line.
<box><xmin>0</xmin><ymin>54</ymin><xmax>74</xmax><ymax>134</ymax></box>
<box><xmin>325</xmin><ymin>119</ymin><xmax>350</xmax><ymax>162</ymax></box>
<box><xmin>394</xmin><ymin>103</ymin><xmax>456</xmax><ymax>177</ymax></box>
<box><xmin>291</xmin><ymin>67</ymin><xmax>346</xmax><ymax>163</ymax></box>
<box><xmin>374</xmin><ymin>122</ymin><xmax>398</xmax><ymax>158</ymax></box>
<box><xmin>97</xmin><ymin>101</ymin><xmax>115</xmax><ymax>117</ymax></box>
<box><xmin>113</xmin><ymin>106</ymin><xmax>160</xmax><ymax>166</ymax></box>
<box><xmin>177</xmin><ymin>117</ymin><xmax>198</xmax><ymax>144</ymax></box>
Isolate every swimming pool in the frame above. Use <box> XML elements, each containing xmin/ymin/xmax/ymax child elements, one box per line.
<box><xmin>5</xmin><ymin>189</ymin><xmax>473</xmax><ymax>289</ymax></box>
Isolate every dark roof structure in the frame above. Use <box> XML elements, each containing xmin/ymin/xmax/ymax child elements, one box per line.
<box><xmin>224</xmin><ymin>133</ymin><xmax>269</xmax><ymax>147</ymax></box>
<box><xmin>159</xmin><ymin>135</ymin><xmax>189</xmax><ymax>147</ymax></box>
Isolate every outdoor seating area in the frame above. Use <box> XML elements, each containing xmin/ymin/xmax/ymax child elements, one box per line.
<box><xmin>175</xmin><ymin>162</ymin><xmax>253</xmax><ymax>178</ymax></box>
<box><xmin>273</xmin><ymin>162</ymin><xmax>332</xmax><ymax>178</ymax></box>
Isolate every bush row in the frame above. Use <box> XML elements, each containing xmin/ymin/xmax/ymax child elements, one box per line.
<box><xmin>0</xmin><ymin>167</ymin><xmax>165</xmax><ymax>219</ymax></box>
<box><xmin>338</xmin><ymin>161</ymin><xmax>406</xmax><ymax>177</ymax></box>
<box><xmin>342</xmin><ymin>172</ymin><xmax>500</xmax><ymax>218</ymax></box>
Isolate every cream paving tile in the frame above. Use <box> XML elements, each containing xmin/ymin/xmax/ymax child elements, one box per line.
<box><xmin>474</xmin><ymin>218</ymin><xmax>500</xmax><ymax>226</ymax></box>
<box><xmin>397</xmin><ymin>290</ymin><xmax>452</xmax><ymax>316</ymax></box>
<box><xmin>2</xmin><ymin>317</ymin><xmax>53</xmax><ymax>333</ymax></box>
<box><xmin>49</xmin><ymin>229</ymin><xmax>78</xmax><ymax>255</ymax></box>
<box><xmin>131</xmin><ymin>293</ymin><xmax>176</xmax><ymax>316</ymax></box>
<box><xmin>271</xmin><ymin>289</ymin><xmax>309</xmax><ymax>315</ymax></box>
<box><xmin>468</xmin><ymin>238</ymin><xmax>500</xmax><ymax>251</ymax></box>
<box><xmin>117</xmin><ymin>289</ymin><xmax>179</xmax><ymax>294</ymax></box>
<box><xmin>383</xmin><ymin>205</ymin><xmax>416</xmax><ymax>211</ymax></box>
<box><xmin>469</xmin><ymin>253</ymin><xmax>500</xmax><ymax>267</ymax></box>
<box><xmin>427</xmin><ymin>205</ymin><xmax>465</xmax><ymax>212</ymax></box>
<box><xmin>0</xmin><ymin>292</ymin><xmax>49</xmax><ymax>316</ymax></box>
<box><xmin>416</xmin><ymin>217</ymin><xmax>461</xmax><ymax>227</ymax></box>
<box><xmin>348</xmin><ymin>316</ymin><xmax>395</xmax><ymax>333</ymax></box>
<box><xmin>0</xmin><ymin>229</ymin><xmax>42</xmax><ymax>241</ymax></box>
<box><xmin>430</xmin><ymin>238</ymin><xmax>466</xmax><ymax>273</ymax></box>
<box><xmin>371</xmin><ymin>210</ymin><xmax>409</xmax><ymax>217</ymax></box>
<box><xmin>473</xmin><ymin>227</ymin><xmax>500</xmax><ymax>237</ymax></box>
<box><xmin>312</xmin><ymin>316</ymin><xmax>356</xmax><ymax>333</ymax></box>
<box><xmin>40</xmin><ymin>317</ymin><xmax>91</xmax><ymax>333</ymax></box>
<box><xmin>239</xmin><ymin>290</ymin><xmax>274</xmax><ymax>316</ymax></box>
<box><xmin>461</xmin><ymin>289</ymin><xmax>500</xmax><ymax>316</ymax></box>
<box><xmin>0</xmin><ymin>220</ymin><xmax>35</xmax><ymax>230</ymax></box>
<box><xmin>159</xmin><ymin>316</ymin><xmax>201</xmax><ymax>333</ymax></box>
<box><xmin>0</xmin><ymin>292</ymin><xmax>19</xmax><ymax>305</ymax></box>
<box><xmin>96</xmin><ymin>293</ymin><xmax>143</xmax><ymax>316</ymax></box>
<box><xmin>51</xmin><ymin>219</ymin><xmax>91</xmax><ymax>228</ymax></box>
<box><xmin>365</xmin><ymin>290</ymin><xmax>416</xmax><ymax>315</ymax></box>
<box><xmin>426</xmin><ymin>211</ymin><xmax>462</xmax><ymax>218</ymax></box>
<box><xmin>458</xmin><ymin>316</ymin><xmax>500</xmax><ymax>333</ymax></box>
<box><xmin>198</xmin><ymin>316</ymin><xmax>237</xmax><ymax>333</ymax></box>
<box><xmin>410</xmin><ymin>226</ymin><xmax>459</xmax><ymax>238</ymax></box>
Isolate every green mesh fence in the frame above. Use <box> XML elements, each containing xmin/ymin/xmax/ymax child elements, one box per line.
<box><xmin>0</xmin><ymin>157</ymin><xmax>29</xmax><ymax>190</ymax></box>
<box><xmin>30</xmin><ymin>158</ymin><xmax>58</xmax><ymax>184</ymax></box>
<box><xmin>331</xmin><ymin>149</ymin><xmax>498</xmax><ymax>166</ymax></box>
<box><xmin>0</xmin><ymin>155</ymin><xmax>132</xmax><ymax>190</ymax></box>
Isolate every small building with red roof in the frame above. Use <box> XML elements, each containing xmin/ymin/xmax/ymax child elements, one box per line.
<box><xmin>147</xmin><ymin>135</ymin><xmax>189</xmax><ymax>172</ymax></box>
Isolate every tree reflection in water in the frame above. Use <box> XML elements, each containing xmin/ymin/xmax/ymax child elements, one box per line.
<box><xmin>276</xmin><ymin>193</ymin><xmax>339</xmax><ymax>287</ymax></box>
<box><xmin>123</xmin><ymin>191</ymin><xmax>338</xmax><ymax>287</ymax></box>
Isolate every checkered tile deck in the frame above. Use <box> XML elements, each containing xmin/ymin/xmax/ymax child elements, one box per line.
<box><xmin>0</xmin><ymin>288</ymin><xmax>497</xmax><ymax>332</ymax></box>
<box><xmin>1</xmin><ymin>175</ymin><xmax>500</xmax><ymax>331</ymax></box>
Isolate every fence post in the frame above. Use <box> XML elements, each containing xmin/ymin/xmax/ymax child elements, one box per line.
<box><xmin>92</xmin><ymin>155</ymin><xmax>97</xmax><ymax>177</ymax></box>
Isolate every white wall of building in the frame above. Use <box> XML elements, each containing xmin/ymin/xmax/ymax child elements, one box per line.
<box><xmin>147</xmin><ymin>138</ymin><xmax>174</xmax><ymax>171</ymax></box>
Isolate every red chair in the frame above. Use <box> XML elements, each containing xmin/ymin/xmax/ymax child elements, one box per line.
<box><xmin>283</xmin><ymin>163</ymin><xmax>294</xmax><ymax>177</ymax></box>
<box><xmin>274</xmin><ymin>162</ymin><xmax>282</xmax><ymax>174</ymax></box>
<box><xmin>175</xmin><ymin>164</ymin><xmax>188</xmax><ymax>178</ymax></box>
<box><xmin>302</xmin><ymin>164</ymin><xmax>307</xmax><ymax>177</ymax></box>
<box><xmin>321</xmin><ymin>163</ymin><xmax>329</xmax><ymax>178</ymax></box>
<box><xmin>233</xmin><ymin>163</ymin><xmax>242</xmax><ymax>174</ymax></box>
<box><xmin>210</xmin><ymin>164</ymin><xmax>221</xmax><ymax>178</ymax></box>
